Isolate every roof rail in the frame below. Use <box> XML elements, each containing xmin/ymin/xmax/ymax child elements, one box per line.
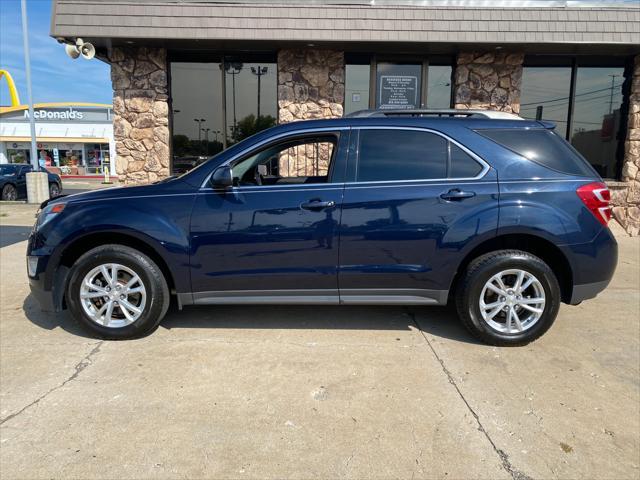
<box><xmin>346</xmin><ymin>109</ymin><xmax>523</xmax><ymax>120</ymax></box>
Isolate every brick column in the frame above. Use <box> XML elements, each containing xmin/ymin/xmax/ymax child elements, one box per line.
<box><xmin>277</xmin><ymin>49</ymin><xmax>345</xmax><ymax>123</ymax></box>
<box><xmin>454</xmin><ymin>51</ymin><xmax>524</xmax><ymax>113</ymax></box>
<box><xmin>612</xmin><ymin>55</ymin><xmax>640</xmax><ymax>236</ymax></box>
<box><xmin>110</xmin><ymin>47</ymin><xmax>170</xmax><ymax>184</ymax></box>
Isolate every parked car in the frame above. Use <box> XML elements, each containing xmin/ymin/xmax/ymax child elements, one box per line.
<box><xmin>1</xmin><ymin>164</ymin><xmax>62</xmax><ymax>201</ymax></box>
<box><xmin>27</xmin><ymin>110</ymin><xmax>617</xmax><ymax>345</ymax></box>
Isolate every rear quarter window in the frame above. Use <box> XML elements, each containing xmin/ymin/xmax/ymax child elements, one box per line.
<box><xmin>477</xmin><ymin>128</ymin><xmax>596</xmax><ymax>177</ymax></box>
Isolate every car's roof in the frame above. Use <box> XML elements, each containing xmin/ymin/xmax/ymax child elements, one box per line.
<box><xmin>269</xmin><ymin>115</ymin><xmax>549</xmax><ymax>133</ymax></box>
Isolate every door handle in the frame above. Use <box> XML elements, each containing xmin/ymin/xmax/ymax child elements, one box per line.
<box><xmin>300</xmin><ymin>200</ymin><xmax>336</xmax><ymax>211</ymax></box>
<box><xmin>440</xmin><ymin>189</ymin><xmax>476</xmax><ymax>201</ymax></box>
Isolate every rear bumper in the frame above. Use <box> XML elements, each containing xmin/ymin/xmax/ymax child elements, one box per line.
<box><xmin>562</xmin><ymin>227</ymin><xmax>617</xmax><ymax>305</ymax></box>
<box><xmin>569</xmin><ymin>279</ymin><xmax>611</xmax><ymax>305</ymax></box>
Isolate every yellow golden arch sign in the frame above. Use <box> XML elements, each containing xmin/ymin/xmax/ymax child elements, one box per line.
<box><xmin>0</xmin><ymin>69</ymin><xmax>21</xmax><ymax>107</ymax></box>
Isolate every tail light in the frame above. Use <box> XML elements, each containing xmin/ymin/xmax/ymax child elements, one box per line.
<box><xmin>576</xmin><ymin>182</ymin><xmax>611</xmax><ymax>226</ymax></box>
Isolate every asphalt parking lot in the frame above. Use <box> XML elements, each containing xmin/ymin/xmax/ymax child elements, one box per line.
<box><xmin>0</xmin><ymin>202</ymin><xmax>638</xmax><ymax>480</ymax></box>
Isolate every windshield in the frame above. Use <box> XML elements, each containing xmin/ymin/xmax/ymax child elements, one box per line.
<box><xmin>0</xmin><ymin>165</ymin><xmax>18</xmax><ymax>175</ymax></box>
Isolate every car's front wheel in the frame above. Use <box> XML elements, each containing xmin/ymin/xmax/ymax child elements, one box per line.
<box><xmin>1</xmin><ymin>184</ymin><xmax>18</xmax><ymax>201</ymax></box>
<box><xmin>49</xmin><ymin>182</ymin><xmax>61</xmax><ymax>198</ymax></box>
<box><xmin>66</xmin><ymin>244</ymin><xmax>170</xmax><ymax>339</ymax></box>
<box><xmin>456</xmin><ymin>250</ymin><xmax>560</xmax><ymax>346</ymax></box>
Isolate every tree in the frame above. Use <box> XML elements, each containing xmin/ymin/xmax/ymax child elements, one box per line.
<box><xmin>233</xmin><ymin>114</ymin><xmax>277</xmax><ymax>142</ymax></box>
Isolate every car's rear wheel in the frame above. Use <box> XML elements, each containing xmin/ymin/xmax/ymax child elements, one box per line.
<box><xmin>1</xmin><ymin>184</ymin><xmax>18</xmax><ymax>201</ymax></box>
<box><xmin>49</xmin><ymin>182</ymin><xmax>61</xmax><ymax>198</ymax></box>
<box><xmin>66</xmin><ymin>244</ymin><xmax>170</xmax><ymax>339</ymax></box>
<box><xmin>456</xmin><ymin>250</ymin><xmax>560</xmax><ymax>346</ymax></box>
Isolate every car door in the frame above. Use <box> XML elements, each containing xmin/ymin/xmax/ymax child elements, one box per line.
<box><xmin>16</xmin><ymin>165</ymin><xmax>31</xmax><ymax>197</ymax></box>
<box><xmin>337</xmin><ymin>127</ymin><xmax>499</xmax><ymax>305</ymax></box>
<box><xmin>189</xmin><ymin>128</ymin><xmax>350</xmax><ymax>303</ymax></box>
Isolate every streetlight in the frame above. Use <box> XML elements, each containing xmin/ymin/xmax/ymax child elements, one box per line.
<box><xmin>224</xmin><ymin>62</ymin><xmax>242</xmax><ymax>141</ymax></box>
<box><xmin>250</xmin><ymin>66</ymin><xmax>268</xmax><ymax>120</ymax></box>
<box><xmin>194</xmin><ymin>118</ymin><xmax>206</xmax><ymax>144</ymax></box>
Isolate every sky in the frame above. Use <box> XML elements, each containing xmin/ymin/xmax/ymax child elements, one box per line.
<box><xmin>0</xmin><ymin>0</ymin><xmax>112</xmax><ymax>106</ymax></box>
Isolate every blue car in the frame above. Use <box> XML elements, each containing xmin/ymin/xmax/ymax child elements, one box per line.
<box><xmin>27</xmin><ymin>110</ymin><xmax>617</xmax><ymax>345</ymax></box>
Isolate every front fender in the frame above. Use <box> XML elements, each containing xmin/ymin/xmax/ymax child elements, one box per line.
<box><xmin>37</xmin><ymin>194</ymin><xmax>196</xmax><ymax>293</ymax></box>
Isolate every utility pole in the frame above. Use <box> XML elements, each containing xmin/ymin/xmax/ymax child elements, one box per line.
<box><xmin>608</xmin><ymin>74</ymin><xmax>619</xmax><ymax>114</ymax></box>
<box><xmin>21</xmin><ymin>0</ymin><xmax>48</xmax><ymax>202</ymax></box>
<box><xmin>202</xmin><ymin>128</ymin><xmax>210</xmax><ymax>155</ymax></box>
<box><xmin>250</xmin><ymin>66</ymin><xmax>268</xmax><ymax>120</ymax></box>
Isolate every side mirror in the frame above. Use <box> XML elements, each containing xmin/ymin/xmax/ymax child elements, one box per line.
<box><xmin>210</xmin><ymin>165</ymin><xmax>233</xmax><ymax>190</ymax></box>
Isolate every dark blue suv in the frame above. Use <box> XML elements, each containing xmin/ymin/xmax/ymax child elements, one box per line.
<box><xmin>27</xmin><ymin>110</ymin><xmax>617</xmax><ymax>345</ymax></box>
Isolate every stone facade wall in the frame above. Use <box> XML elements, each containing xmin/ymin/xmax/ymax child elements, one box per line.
<box><xmin>454</xmin><ymin>51</ymin><xmax>524</xmax><ymax>113</ymax></box>
<box><xmin>612</xmin><ymin>55</ymin><xmax>640</xmax><ymax>236</ymax></box>
<box><xmin>277</xmin><ymin>49</ymin><xmax>344</xmax><ymax>176</ymax></box>
<box><xmin>110</xmin><ymin>47</ymin><xmax>170</xmax><ymax>184</ymax></box>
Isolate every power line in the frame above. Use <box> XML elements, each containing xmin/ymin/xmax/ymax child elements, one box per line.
<box><xmin>520</xmin><ymin>83</ymin><xmax>623</xmax><ymax>107</ymax></box>
<box><xmin>520</xmin><ymin>92</ymin><xmax>622</xmax><ymax>111</ymax></box>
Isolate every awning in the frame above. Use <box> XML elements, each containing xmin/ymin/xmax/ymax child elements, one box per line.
<box><xmin>1</xmin><ymin>136</ymin><xmax>109</xmax><ymax>143</ymax></box>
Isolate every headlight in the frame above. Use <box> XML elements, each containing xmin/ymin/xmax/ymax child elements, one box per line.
<box><xmin>27</xmin><ymin>256</ymin><xmax>39</xmax><ymax>277</ymax></box>
<box><xmin>35</xmin><ymin>203</ymin><xmax>66</xmax><ymax>229</ymax></box>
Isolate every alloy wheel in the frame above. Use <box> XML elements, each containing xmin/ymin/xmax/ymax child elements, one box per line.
<box><xmin>479</xmin><ymin>269</ymin><xmax>546</xmax><ymax>334</ymax></box>
<box><xmin>79</xmin><ymin>263</ymin><xmax>147</xmax><ymax>328</ymax></box>
<box><xmin>2</xmin><ymin>185</ymin><xmax>17</xmax><ymax>201</ymax></box>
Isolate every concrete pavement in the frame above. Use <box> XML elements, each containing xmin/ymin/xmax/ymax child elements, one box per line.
<box><xmin>0</xmin><ymin>203</ymin><xmax>638</xmax><ymax>479</ymax></box>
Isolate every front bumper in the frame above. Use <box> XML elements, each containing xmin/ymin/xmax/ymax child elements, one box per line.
<box><xmin>29</xmin><ymin>275</ymin><xmax>57</xmax><ymax>312</ymax></box>
<box><xmin>27</xmin><ymin>232</ymin><xmax>68</xmax><ymax>313</ymax></box>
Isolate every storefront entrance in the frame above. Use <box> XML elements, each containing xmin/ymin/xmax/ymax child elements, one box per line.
<box><xmin>2</xmin><ymin>141</ymin><xmax>110</xmax><ymax>176</ymax></box>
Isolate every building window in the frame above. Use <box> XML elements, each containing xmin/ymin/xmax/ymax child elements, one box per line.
<box><xmin>426</xmin><ymin>64</ymin><xmax>453</xmax><ymax>109</ymax></box>
<box><xmin>570</xmin><ymin>66</ymin><xmax>625</xmax><ymax>179</ymax></box>
<box><xmin>520</xmin><ymin>66</ymin><xmax>572</xmax><ymax>137</ymax></box>
<box><xmin>170</xmin><ymin>61</ymin><xmax>224</xmax><ymax>174</ymax></box>
<box><xmin>222</xmin><ymin>58</ymin><xmax>277</xmax><ymax>146</ymax></box>
<box><xmin>344</xmin><ymin>55</ymin><xmax>454</xmax><ymax>114</ymax></box>
<box><xmin>345</xmin><ymin>62</ymin><xmax>370</xmax><ymax>115</ymax></box>
<box><xmin>520</xmin><ymin>57</ymin><xmax>631</xmax><ymax>180</ymax></box>
<box><xmin>169</xmin><ymin>54</ymin><xmax>277</xmax><ymax>174</ymax></box>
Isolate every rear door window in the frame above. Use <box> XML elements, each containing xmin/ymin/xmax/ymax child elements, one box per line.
<box><xmin>357</xmin><ymin>129</ymin><xmax>447</xmax><ymax>182</ymax></box>
<box><xmin>356</xmin><ymin>129</ymin><xmax>485</xmax><ymax>182</ymax></box>
<box><xmin>450</xmin><ymin>143</ymin><xmax>483</xmax><ymax>178</ymax></box>
<box><xmin>477</xmin><ymin>128</ymin><xmax>596</xmax><ymax>177</ymax></box>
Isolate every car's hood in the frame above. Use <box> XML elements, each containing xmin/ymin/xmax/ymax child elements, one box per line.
<box><xmin>59</xmin><ymin>177</ymin><xmax>191</xmax><ymax>205</ymax></box>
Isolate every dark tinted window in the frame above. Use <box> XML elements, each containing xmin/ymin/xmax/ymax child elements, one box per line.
<box><xmin>357</xmin><ymin>130</ymin><xmax>447</xmax><ymax>181</ymax></box>
<box><xmin>450</xmin><ymin>143</ymin><xmax>483</xmax><ymax>178</ymax></box>
<box><xmin>478</xmin><ymin>129</ymin><xmax>595</xmax><ymax>177</ymax></box>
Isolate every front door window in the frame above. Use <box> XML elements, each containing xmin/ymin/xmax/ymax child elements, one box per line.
<box><xmin>231</xmin><ymin>135</ymin><xmax>337</xmax><ymax>187</ymax></box>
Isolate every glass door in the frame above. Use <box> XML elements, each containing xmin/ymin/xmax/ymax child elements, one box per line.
<box><xmin>375</xmin><ymin>62</ymin><xmax>422</xmax><ymax>110</ymax></box>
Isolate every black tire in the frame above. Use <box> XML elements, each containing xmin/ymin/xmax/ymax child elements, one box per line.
<box><xmin>49</xmin><ymin>182</ymin><xmax>61</xmax><ymax>198</ymax></box>
<box><xmin>66</xmin><ymin>244</ymin><xmax>170</xmax><ymax>339</ymax></box>
<box><xmin>1</xmin><ymin>184</ymin><xmax>18</xmax><ymax>201</ymax></box>
<box><xmin>455</xmin><ymin>250</ymin><xmax>560</xmax><ymax>346</ymax></box>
